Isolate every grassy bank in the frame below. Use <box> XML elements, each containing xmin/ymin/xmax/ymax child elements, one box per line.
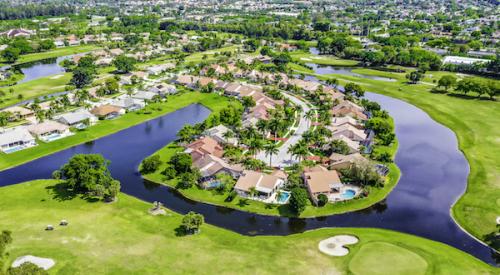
<box><xmin>0</xmin><ymin>45</ymin><xmax>100</xmax><ymax>66</ymax></box>
<box><xmin>0</xmin><ymin>179</ymin><xmax>496</xmax><ymax>274</ymax></box>
<box><xmin>143</xmin><ymin>139</ymin><xmax>400</xmax><ymax>218</ymax></box>
<box><xmin>0</xmin><ymin>92</ymin><xmax>234</xmax><ymax>171</ymax></box>
<box><xmin>291</xmin><ymin>58</ymin><xmax>500</xmax><ymax>249</ymax></box>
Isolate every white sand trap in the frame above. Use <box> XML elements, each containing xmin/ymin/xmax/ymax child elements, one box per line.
<box><xmin>496</xmin><ymin>216</ymin><xmax>500</xmax><ymax>225</ymax></box>
<box><xmin>12</xmin><ymin>255</ymin><xmax>55</xmax><ymax>270</ymax></box>
<box><xmin>318</xmin><ymin>235</ymin><xmax>359</xmax><ymax>256</ymax></box>
<box><xmin>300</xmin><ymin>58</ymin><xmax>312</xmax><ymax>61</ymax></box>
<box><xmin>50</xmin><ymin>74</ymin><xmax>64</xmax><ymax>79</ymax></box>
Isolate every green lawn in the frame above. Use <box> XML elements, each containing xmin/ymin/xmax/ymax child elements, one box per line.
<box><xmin>0</xmin><ymin>45</ymin><xmax>100</xmax><ymax>66</ymax></box>
<box><xmin>0</xmin><ymin>180</ymin><xmax>496</xmax><ymax>274</ymax></box>
<box><xmin>0</xmin><ymin>92</ymin><xmax>235</xmax><ymax>171</ymax></box>
<box><xmin>290</xmin><ymin>51</ymin><xmax>360</xmax><ymax>66</ymax></box>
<box><xmin>143</xmin><ymin>139</ymin><xmax>400</xmax><ymax>218</ymax></box>
<box><xmin>0</xmin><ymin>72</ymin><xmax>24</xmax><ymax>86</ymax></box>
<box><xmin>0</xmin><ymin>73</ymin><xmax>72</xmax><ymax>109</ymax></box>
<box><xmin>291</xmin><ymin>58</ymin><xmax>500</xmax><ymax>249</ymax></box>
<box><xmin>184</xmin><ymin>45</ymin><xmax>241</xmax><ymax>64</ymax></box>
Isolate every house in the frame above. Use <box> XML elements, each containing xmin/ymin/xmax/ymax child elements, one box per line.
<box><xmin>174</xmin><ymin>75</ymin><xmax>199</xmax><ymax>88</ymax></box>
<box><xmin>2</xmin><ymin>106</ymin><xmax>34</xmax><ymax>121</ymax></box>
<box><xmin>442</xmin><ymin>56</ymin><xmax>490</xmax><ymax>65</ymax></box>
<box><xmin>109</xmin><ymin>48</ymin><xmax>124</xmax><ymax>56</ymax></box>
<box><xmin>304</xmin><ymin>169</ymin><xmax>342</xmax><ymax>204</ymax></box>
<box><xmin>0</xmin><ymin>29</ymin><xmax>34</xmax><ymax>38</ymax></box>
<box><xmin>56</xmin><ymin>110</ymin><xmax>97</xmax><ymax>128</ymax></box>
<box><xmin>149</xmin><ymin>83</ymin><xmax>177</xmax><ymax>95</ymax></box>
<box><xmin>120</xmin><ymin>71</ymin><xmax>149</xmax><ymax>85</ymax></box>
<box><xmin>0</xmin><ymin>127</ymin><xmax>36</xmax><ymax>153</ymax></box>
<box><xmin>27</xmin><ymin>121</ymin><xmax>72</xmax><ymax>142</ymax></box>
<box><xmin>329</xmin><ymin>152</ymin><xmax>368</xmax><ymax>170</ymax></box>
<box><xmin>332</xmin><ymin>124</ymin><xmax>367</xmax><ymax>142</ymax></box>
<box><xmin>96</xmin><ymin>57</ymin><xmax>113</xmax><ymax>66</ymax></box>
<box><xmin>147</xmin><ymin>63</ymin><xmax>175</xmax><ymax>75</ymax></box>
<box><xmin>331</xmin><ymin>135</ymin><xmax>360</xmax><ymax>153</ymax></box>
<box><xmin>184</xmin><ymin>136</ymin><xmax>224</xmax><ymax>162</ymax></box>
<box><xmin>331</xmin><ymin>116</ymin><xmax>363</xmax><ymax>129</ymax></box>
<box><xmin>197</xmin><ymin>77</ymin><xmax>217</xmax><ymax>87</ymax></box>
<box><xmin>193</xmin><ymin>153</ymin><xmax>243</xmax><ymax>179</ymax></box>
<box><xmin>132</xmin><ymin>91</ymin><xmax>159</xmax><ymax>102</ymax></box>
<box><xmin>111</xmin><ymin>97</ymin><xmax>145</xmax><ymax>111</ymax></box>
<box><xmin>331</xmin><ymin>101</ymin><xmax>368</xmax><ymax>120</ymax></box>
<box><xmin>203</xmin><ymin>125</ymin><xmax>238</xmax><ymax>145</ymax></box>
<box><xmin>233</xmin><ymin>170</ymin><xmax>285</xmax><ymax>200</ymax></box>
<box><xmin>90</xmin><ymin>105</ymin><xmax>124</xmax><ymax>120</ymax></box>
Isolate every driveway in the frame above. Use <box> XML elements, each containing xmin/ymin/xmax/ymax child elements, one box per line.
<box><xmin>256</xmin><ymin>92</ymin><xmax>311</xmax><ymax>167</ymax></box>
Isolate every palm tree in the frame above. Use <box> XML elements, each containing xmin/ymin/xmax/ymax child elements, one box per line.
<box><xmin>222</xmin><ymin>130</ymin><xmax>234</xmax><ymax>144</ymax></box>
<box><xmin>256</xmin><ymin>119</ymin><xmax>268</xmax><ymax>135</ymax></box>
<box><xmin>289</xmin><ymin>140</ymin><xmax>309</xmax><ymax>162</ymax></box>
<box><xmin>248</xmin><ymin>138</ymin><xmax>264</xmax><ymax>158</ymax></box>
<box><xmin>326</xmin><ymin>78</ymin><xmax>339</xmax><ymax>88</ymax></box>
<box><xmin>305</xmin><ymin>110</ymin><xmax>316</xmax><ymax>121</ymax></box>
<box><xmin>264</xmin><ymin>142</ymin><xmax>279</xmax><ymax>167</ymax></box>
<box><xmin>249</xmin><ymin>187</ymin><xmax>258</xmax><ymax>198</ymax></box>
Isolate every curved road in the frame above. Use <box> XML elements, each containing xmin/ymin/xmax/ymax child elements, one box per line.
<box><xmin>256</xmin><ymin>92</ymin><xmax>311</xmax><ymax>167</ymax></box>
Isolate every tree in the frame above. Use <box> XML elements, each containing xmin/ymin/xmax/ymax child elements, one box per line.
<box><xmin>181</xmin><ymin>211</ymin><xmax>204</xmax><ymax>234</ymax></box>
<box><xmin>7</xmin><ymin>262</ymin><xmax>48</xmax><ymax>275</ymax></box>
<box><xmin>0</xmin><ymin>230</ymin><xmax>12</xmax><ymax>257</ymax></box>
<box><xmin>169</xmin><ymin>153</ymin><xmax>192</xmax><ymax>174</ymax></box>
<box><xmin>344</xmin><ymin>82</ymin><xmax>364</xmax><ymax>97</ymax></box>
<box><xmin>113</xmin><ymin>55</ymin><xmax>136</xmax><ymax>73</ymax></box>
<box><xmin>264</xmin><ymin>142</ymin><xmax>279</xmax><ymax>167</ymax></box>
<box><xmin>341</xmin><ymin>162</ymin><xmax>384</xmax><ymax>187</ymax></box>
<box><xmin>71</xmin><ymin>67</ymin><xmax>94</xmax><ymax>88</ymax></box>
<box><xmin>330</xmin><ymin>139</ymin><xmax>350</xmax><ymax>155</ymax></box>
<box><xmin>288</xmin><ymin>140</ymin><xmax>309</xmax><ymax>162</ymax></box>
<box><xmin>455</xmin><ymin>77</ymin><xmax>477</xmax><ymax>95</ymax></box>
<box><xmin>241</xmin><ymin>96</ymin><xmax>256</xmax><ymax>108</ymax></box>
<box><xmin>0</xmin><ymin>112</ymin><xmax>10</xmax><ymax>127</ymax></box>
<box><xmin>405</xmin><ymin>71</ymin><xmax>423</xmax><ymax>84</ymax></box>
<box><xmin>289</xmin><ymin>187</ymin><xmax>308</xmax><ymax>214</ymax></box>
<box><xmin>178</xmin><ymin>171</ymin><xmax>200</xmax><ymax>189</ymax></box>
<box><xmin>177</xmin><ymin>125</ymin><xmax>197</xmax><ymax>142</ymax></box>
<box><xmin>437</xmin><ymin>75</ymin><xmax>457</xmax><ymax>91</ymax></box>
<box><xmin>1</xmin><ymin>47</ymin><xmax>20</xmax><ymax>63</ymax></box>
<box><xmin>141</xmin><ymin>155</ymin><xmax>162</xmax><ymax>174</ymax></box>
<box><xmin>57</xmin><ymin>154</ymin><xmax>121</xmax><ymax>201</ymax></box>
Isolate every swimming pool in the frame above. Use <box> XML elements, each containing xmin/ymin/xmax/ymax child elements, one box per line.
<box><xmin>2</xmin><ymin>145</ymin><xmax>25</xmax><ymax>154</ymax></box>
<box><xmin>277</xmin><ymin>191</ymin><xmax>291</xmax><ymax>204</ymax></box>
<box><xmin>341</xmin><ymin>189</ymin><xmax>356</xmax><ymax>199</ymax></box>
<box><xmin>43</xmin><ymin>133</ymin><xmax>63</xmax><ymax>142</ymax></box>
<box><xmin>206</xmin><ymin>181</ymin><xmax>222</xmax><ymax>189</ymax></box>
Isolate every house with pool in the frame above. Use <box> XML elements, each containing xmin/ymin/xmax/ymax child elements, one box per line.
<box><xmin>27</xmin><ymin>121</ymin><xmax>73</xmax><ymax>142</ymax></box>
<box><xmin>303</xmin><ymin>166</ymin><xmax>360</xmax><ymax>204</ymax></box>
<box><xmin>56</xmin><ymin>109</ymin><xmax>98</xmax><ymax>129</ymax></box>
<box><xmin>233</xmin><ymin>170</ymin><xmax>289</xmax><ymax>204</ymax></box>
<box><xmin>0</xmin><ymin>127</ymin><xmax>37</xmax><ymax>153</ymax></box>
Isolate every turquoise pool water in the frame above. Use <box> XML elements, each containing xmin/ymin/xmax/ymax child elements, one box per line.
<box><xmin>2</xmin><ymin>145</ymin><xmax>24</xmax><ymax>154</ymax></box>
<box><xmin>277</xmin><ymin>191</ymin><xmax>291</xmax><ymax>203</ymax></box>
<box><xmin>44</xmin><ymin>133</ymin><xmax>62</xmax><ymax>142</ymax></box>
<box><xmin>341</xmin><ymin>189</ymin><xmax>356</xmax><ymax>199</ymax></box>
<box><xmin>206</xmin><ymin>181</ymin><xmax>222</xmax><ymax>189</ymax></box>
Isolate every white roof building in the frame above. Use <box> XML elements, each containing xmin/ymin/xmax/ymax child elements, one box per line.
<box><xmin>0</xmin><ymin>127</ymin><xmax>36</xmax><ymax>152</ymax></box>
<box><xmin>443</xmin><ymin>56</ymin><xmax>491</xmax><ymax>65</ymax></box>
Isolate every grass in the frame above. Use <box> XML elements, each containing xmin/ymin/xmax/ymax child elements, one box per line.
<box><xmin>0</xmin><ymin>45</ymin><xmax>100</xmax><ymax>66</ymax></box>
<box><xmin>290</xmin><ymin>51</ymin><xmax>360</xmax><ymax>66</ymax></box>
<box><xmin>184</xmin><ymin>45</ymin><xmax>241</xmax><ymax>64</ymax></box>
<box><xmin>0</xmin><ymin>73</ymin><xmax>71</xmax><ymax>109</ymax></box>
<box><xmin>0</xmin><ymin>72</ymin><xmax>24</xmax><ymax>87</ymax></box>
<box><xmin>0</xmin><ymin>179</ymin><xmax>496</xmax><ymax>274</ymax></box>
<box><xmin>291</xmin><ymin>57</ymin><xmax>500</xmax><ymax>249</ymax></box>
<box><xmin>143</xmin><ymin>139</ymin><xmax>400</xmax><ymax>218</ymax></box>
<box><xmin>0</xmin><ymin>92</ymin><xmax>235</xmax><ymax>171</ymax></box>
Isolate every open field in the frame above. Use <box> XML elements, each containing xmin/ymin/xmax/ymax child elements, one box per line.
<box><xmin>291</xmin><ymin>58</ymin><xmax>500</xmax><ymax>249</ymax></box>
<box><xmin>0</xmin><ymin>92</ymin><xmax>235</xmax><ymax>171</ymax></box>
<box><xmin>184</xmin><ymin>45</ymin><xmax>241</xmax><ymax>64</ymax></box>
<box><xmin>290</xmin><ymin>51</ymin><xmax>360</xmax><ymax>66</ymax></box>
<box><xmin>0</xmin><ymin>179</ymin><xmax>496</xmax><ymax>274</ymax></box>
<box><xmin>0</xmin><ymin>45</ymin><xmax>100</xmax><ymax>66</ymax></box>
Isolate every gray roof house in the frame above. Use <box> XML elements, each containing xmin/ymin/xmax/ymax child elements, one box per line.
<box><xmin>132</xmin><ymin>91</ymin><xmax>159</xmax><ymax>101</ymax></box>
<box><xmin>203</xmin><ymin>125</ymin><xmax>238</xmax><ymax>145</ymax></box>
<box><xmin>111</xmin><ymin>97</ymin><xmax>146</xmax><ymax>111</ymax></box>
<box><xmin>0</xmin><ymin>127</ymin><xmax>36</xmax><ymax>153</ymax></box>
<box><xmin>56</xmin><ymin>110</ymin><xmax>97</xmax><ymax>127</ymax></box>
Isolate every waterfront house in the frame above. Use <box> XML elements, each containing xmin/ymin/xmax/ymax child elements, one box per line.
<box><xmin>0</xmin><ymin>127</ymin><xmax>36</xmax><ymax>153</ymax></box>
<box><xmin>331</xmin><ymin>101</ymin><xmax>368</xmax><ymax>121</ymax></box>
<box><xmin>111</xmin><ymin>97</ymin><xmax>145</xmax><ymax>111</ymax></box>
<box><xmin>331</xmin><ymin>135</ymin><xmax>361</xmax><ymax>153</ymax></box>
<box><xmin>331</xmin><ymin>124</ymin><xmax>367</xmax><ymax>142</ymax></box>
<box><xmin>329</xmin><ymin>152</ymin><xmax>368</xmax><ymax>170</ymax></box>
<box><xmin>90</xmin><ymin>105</ymin><xmax>124</xmax><ymax>120</ymax></box>
<box><xmin>56</xmin><ymin>110</ymin><xmax>97</xmax><ymax>128</ymax></box>
<box><xmin>149</xmin><ymin>83</ymin><xmax>177</xmax><ymax>95</ymax></box>
<box><xmin>193</xmin><ymin>153</ymin><xmax>243</xmax><ymax>179</ymax></box>
<box><xmin>27</xmin><ymin>121</ymin><xmax>72</xmax><ymax>142</ymax></box>
<box><xmin>2</xmin><ymin>106</ymin><xmax>34</xmax><ymax>121</ymax></box>
<box><xmin>233</xmin><ymin>170</ymin><xmax>285</xmax><ymax>200</ymax></box>
<box><xmin>331</xmin><ymin>116</ymin><xmax>363</xmax><ymax>129</ymax></box>
<box><xmin>132</xmin><ymin>91</ymin><xmax>159</xmax><ymax>102</ymax></box>
<box><xmin>174</xmin><ymin>75</ymin><xmax>199</xmax><ymax>88</ymax></box>
<box><xmin>304</xmin><ymin>168</ymin><xmax>342</xmax><ymax>204</ymax></box>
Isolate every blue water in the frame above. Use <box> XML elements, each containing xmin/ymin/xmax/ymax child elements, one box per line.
<box><xmin>207</xmin><ymin>181</ymin><xmax>222</xmax><ymax>188</ymax></box>
<box><xmin>341</xmin><ymin>189</ymin><xmax>356</xmax><ymax>199</ymax></box>
<box><xmin>277</xmin><ymin>191</ymin><xmax>291</xmax><ymax>203</ymax></box>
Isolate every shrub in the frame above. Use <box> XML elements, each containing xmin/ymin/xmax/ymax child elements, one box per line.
<box><xmin>140</xmin><ymin>155</ymin><xmax>162</xmax><ymax>174</ymax></box>
<box><xmin>317</xmin><ymin>194</ymin><xmax>328</xmax><ymax>207</ymax></box>
<box><xmin>161</xmin><ymin>166</ymin><xmax>177</xmax><ymax>180</ymax></box>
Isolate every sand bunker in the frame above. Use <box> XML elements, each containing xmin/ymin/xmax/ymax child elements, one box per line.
<box><xmin>318</xmin><ymin>235</ymin><xmax>359</xmax><ymax>256</ymax></box>
<box><xmin>50</xmin><ymin>74</ymin><xmax>64</xmax><ymax>79</ymax></box>
<box><xmin>300</xmin><ymin>58</ymin><xmax>312</xmax><ymax>61</ymax></box>
<box><xmin>12</xmin><ymin>255</ymin><xmax>55</xmax><ymax>270</ymax></box>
